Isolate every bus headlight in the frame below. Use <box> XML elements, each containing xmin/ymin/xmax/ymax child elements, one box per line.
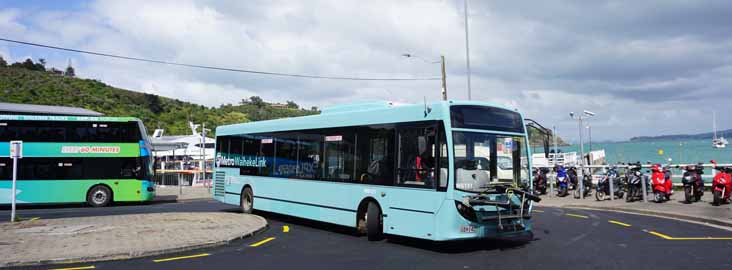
<box><xmin>455</xmin><ymin>201</ymin><xmax>478</xmax><ymax>222</ymax></box>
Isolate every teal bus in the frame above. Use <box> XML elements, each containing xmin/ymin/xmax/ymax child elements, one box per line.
<box><xmin>213</xmin><ymin>101</ymin><xmax>544</xmax><ymax>241</ymax></box>
<box><xmin>0</xmin><ymin>115</ymin><xmax>155</xmax><ymax>207</ymax></box>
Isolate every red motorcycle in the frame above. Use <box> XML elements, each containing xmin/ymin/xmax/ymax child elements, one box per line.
<box><xmin>711</xmin><ymin>160</ymin><xmax>732</xmax><ymax>206</ymax></box>
<box><xmin>650</xmin><ymin>164</ymin><xmax>670</xmax><ymax>202</ymax></box>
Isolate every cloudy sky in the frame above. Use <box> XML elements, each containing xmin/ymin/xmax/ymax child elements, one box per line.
<box><xmin>1</xmin><ymin>0</ymin><xmax>731</xmax><ymax>141</ymax></box>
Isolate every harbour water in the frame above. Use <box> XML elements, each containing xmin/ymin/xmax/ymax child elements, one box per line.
<box><xmin>550</xmin><ymin>139</ymin><xmax>731</xmax><ymax>165</ymax></box>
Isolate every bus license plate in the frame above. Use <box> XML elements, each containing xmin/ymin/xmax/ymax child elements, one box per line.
<box><xmin>460</xmin><ymin>225</ymin><xmax>475</xmax><ymax>233</ymax></box>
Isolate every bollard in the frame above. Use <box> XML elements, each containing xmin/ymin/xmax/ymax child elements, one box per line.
<box><xmin>549</xmin><ymin>174</ymin><xmax>555</xmax><ymax>197</ymax></box>
<box><xmin>641</xmin><ymin>175</ymin><xmax>648</xmax><ymax>202</ymax></box>
<box><xmin>609</xmin><ymin>174</ymin><xmax>614</xmax><ymax>201</ymax></box>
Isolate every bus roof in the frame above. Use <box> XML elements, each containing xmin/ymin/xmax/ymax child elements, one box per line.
<box><xmin>217</xmin><ymin>100</ymin><xmax>521</xmax><ymax>136</ymax></box>
<box><xmin>0</xmin><ymin>115</ymin><xmax>140</xmax><ymax>122</ymax></box>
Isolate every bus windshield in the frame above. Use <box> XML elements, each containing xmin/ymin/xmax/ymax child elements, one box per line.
<box><xmin>453</xmin><ymin>131</ymin><xmax>529</xmax><ymax>192</ymax></box>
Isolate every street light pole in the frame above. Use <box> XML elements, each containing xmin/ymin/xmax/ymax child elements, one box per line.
<box><xmin>571</xmin><ymin>110</ymin><xmax>595</xmax><ymax>200</ymax></box>
<box><xmin>403</xmin><ymin>53</ymin><xmax>447</xmax><ymax>100</ymax></box>
<box><xmin>440</xmin><ymin>55</ymin><xmax>447</xmax><ymax>101</ymax></box>
<box><xmin>463</xmin><ymin>0</ymin><xmax>472</xmax><ymax>100</ymax></box>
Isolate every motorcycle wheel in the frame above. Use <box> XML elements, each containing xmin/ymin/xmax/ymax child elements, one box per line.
<box><xmin>684</xmin><ymin>186</ymin><xmax>692</xmax><ymax>203</ymax></box>
<box><xmin>713</xmin><ymin>190</ymin><xmax>721</xmax><ymax>206</ymax></box>
<box><xmin>596</xmin><ymin>191</ymin><xmax>606</xmax><ymax>201</ymax></box>
<box><xmin>695</xmin><ymin>193</ymin><xmax>702</xmax><ymax>202</ymax></box>
<box><xmin>560</xmin><ymin>187</ymin><xmax>568</xmax><ymax>197</ymax></box>
<box><xmin>654</xmin><ymin>192</ymin><xmax>664</xmax><ymax>203</ymax></box>
<box><xmin>625</xmin><ymin>187</ymin><xmax>633</xmax><ymax>202</ymax></box>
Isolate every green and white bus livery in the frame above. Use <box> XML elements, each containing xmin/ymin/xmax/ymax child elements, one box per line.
<box><xmin>0</xmin><ymin>115</ymin><xmax>155</xmax><ymax>207</ymax></box>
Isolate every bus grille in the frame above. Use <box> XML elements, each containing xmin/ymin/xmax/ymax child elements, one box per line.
<box><xmin>214</xmin><ymin>171</ymin><xmax>225</xmax><ymax>197</ymax></box>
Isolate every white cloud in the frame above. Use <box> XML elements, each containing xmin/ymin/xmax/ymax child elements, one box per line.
<box><xmin>3</xmin><ymin>0</ymin><xmax>732</xmax><ymax>141</ymax></box>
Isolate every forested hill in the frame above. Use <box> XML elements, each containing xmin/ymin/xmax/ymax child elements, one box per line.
<box><xmin>630</xmin><ymin>129</ymin><xmax>732</xmax><ymax>142</ymax></box>
<box><xmin>0</xmin><ymin>60</ymin><xmax>318</xmax><ymax>136</ymax></box>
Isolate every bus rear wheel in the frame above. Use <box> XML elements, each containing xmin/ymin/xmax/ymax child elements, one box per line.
<box><xmin>366</xmin><ymin>202</ymin><xmax>383</xmax><ymax>241</ymax></box>
<box><xmin>241</xmin><ymin>187</ymin><xmax>253</xmax><ymax>214</ymax></box>
<box><xmin>87</xmin><ymin>185</ymin><xmax>112</xmax><ymax>207</ymax></box>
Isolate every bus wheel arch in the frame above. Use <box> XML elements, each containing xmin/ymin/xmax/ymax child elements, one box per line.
<box><xmin>357</xmin><ymin>197</ymin><xmax>383</xmax><ymax>240</ymax></box>
<box><xmin>87</xmin><ymin>184</ymin><xmax>113</xmax><ymax>207</ymax></box>
<box><xmin>240</xmin><ymin>185</ymin><xmax>254</xmax><ymax>214</ymax></box>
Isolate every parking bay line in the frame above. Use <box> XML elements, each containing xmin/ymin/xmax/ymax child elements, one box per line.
<box><xmin>48</xmin><ymin>266</ymin><xmax>95</xmax><ymax>270</ymax></box>
<box><xmin>249</xmin><ymin>237</ymin><xmax>276</xmax><ymax>247</ymax></box>
<box><xmin>608</xmin><ymin>220</ymin><xmax>632</xmax><ymax>227</ymax></box>
<box><xmin>565</xmin><ymin>213</ymin><xmax>589</xmax><ymax>219</ymax></box>
<box><xmin>152</xmin><ymin>253</ymin><xmax>210</xmax><ymax>263</ymax></box>
<box><xmin>645</xmin><ymin>230</ymin><xmax>732</xmax><ymax>240</ymax></box>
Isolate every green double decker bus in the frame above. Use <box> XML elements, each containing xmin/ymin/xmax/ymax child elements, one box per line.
<box><xmin>0</xmin><ymin>115</ymin><xmax>155</xmax><ymax>207</ymax></box>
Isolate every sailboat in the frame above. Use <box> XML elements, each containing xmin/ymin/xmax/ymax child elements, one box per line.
<box><xmin>713</xmin><ymin>112</ymin><xmax>728</xmax><ymax>148</ymax></box>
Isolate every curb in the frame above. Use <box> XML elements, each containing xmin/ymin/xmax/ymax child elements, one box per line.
<box><xmin>153</xmin><ymin>197</ymin><xmax>213</xmax><ymax>203</ymax></box>
<box><xmin>2</xmin><ymin>215</ymin><xmax>268</xmax><ymax>268</ymax></box>
<box><xmin>559</xmin><ymin>205</ymin><xmax>732</xmax><ymax>228</ymax></box>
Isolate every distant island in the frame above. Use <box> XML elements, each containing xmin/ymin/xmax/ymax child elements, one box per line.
<box><xmin>629</xmin><ymin>129</ymin><xmax>732</xmax><ymax>142</ymax></box>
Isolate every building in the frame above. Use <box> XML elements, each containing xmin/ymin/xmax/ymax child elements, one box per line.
<box><xmin>0</xmin><ymin>102</ymin><xmax>103</xmax><ymax>116</ymax></box>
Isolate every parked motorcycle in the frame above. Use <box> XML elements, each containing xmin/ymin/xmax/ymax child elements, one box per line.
<box><xmin>533</xmin><ymin>167</ymin><xmax>550</xmax><ymax>195</ymax></box>
<box><xmin>596</xmin><ymin>165</ymin><xmax>624</xmax><ymax>201</ymax></box>
<box><xmin>681</xmin><ymin>163</ymin><xmax>704</xmax><ymax>203</ymax></box>
<box><xmin>574</xmin><ymin>168</ymin><xmax>593</xmax><ymax>199</ymax></box>
<box><xmin>567</xmin><ymin>166</ymin><xmax>579</xmax><ymax>190</ymax></box>
<box><xmin>711</xmin><ymin>160</ymin><xmax>731</xmax><ymax>206</ymax></box>
<box><xmin>555</xmin><ymin>165</ymin><xmax>569</xmax><ymax>197</ymax></box>
<box><xmin>650</xmin><ymin>164</ymin><xmax>670</xmax><ymax>203</ymax></box>
<box><xmin>625</xmin><ymin>162</ymin><xmax>645</xmax><ymax>202</ymax></box>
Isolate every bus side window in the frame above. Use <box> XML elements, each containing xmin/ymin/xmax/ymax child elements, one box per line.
<box><xmin>396</xmin><ymin>125</ymin><xmax>436</xmax><ymax>188</ymax></box>
<box><xmin>354</xmin><ymin>125</ymin><xmax>394</xmax><ymax>186</ymax></box>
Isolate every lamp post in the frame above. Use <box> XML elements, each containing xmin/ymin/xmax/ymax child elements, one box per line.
<box><xmin>570</xmin><ymin>110</ymin><xmax>595</xmax><ymax>199</ymax></box>
<box><xmin>463</xmin><ymin>0</ymin><xmax>472</xmax><ymax>100</ymax></box>
<box><xmin>586</xmin><ymin>125</ymin><xmax>592</xmax><ymax>153</ymax></box>
<box><xmin>402</xmin><ymin>54</ymin><xmax>447</xmax><ymax>100</ymax></box>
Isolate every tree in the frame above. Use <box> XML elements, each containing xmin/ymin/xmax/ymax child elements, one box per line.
<box><xmin>310</xmin><ymin>106</ymin><xmax>319</xmax><ymax>112</ymax></box>
<box><xmin>286</xmin><ymin>100</ymin><xmax>299</xmax><ymax>109</ymax></box>
<box><xmin>249</xmin><ymin>96</ymin><xmax>265</xmax><ymax>107</ymax></box>
<box><xmin>65</xmin><ymin>65</ymin><xmax>76</xmax><ymax>77</ymax></box>
<box><xmin>0</xmin><ymin>55</ymin><xmax>6</xmax><ymax>67</ymax></box>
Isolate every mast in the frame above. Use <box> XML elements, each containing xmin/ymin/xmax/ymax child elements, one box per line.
<box><xmin>713</xmin><ymin>111</ymin><xmax>717</xmax><ymax>140</ymax></box>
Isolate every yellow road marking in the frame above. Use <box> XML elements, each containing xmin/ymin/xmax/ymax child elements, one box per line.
<box><xmin>152</xmin><ymin>253</ymin><xmax>210</xmax><ymax>263</ymax></box>
<box><xmin>249</xmin><ymin>237</ymin><xmax>276</xmax><ymax>247</ymax></box>
<box><xmin>28</xmin><ymin>217</ymin><xmax>40</xmax><ymax>222</ymax></box>
<box><xmin>283</xmin><ymin>225</ymin><xmax>290</xmax><ymax>233</ymax></box>
<box><xmin>532</xmin><ymin>210</ymin><xmax>544</xmax><ymax>213</ymax></box>
<box><xmin>647</xmin><ymin>230</ymin><xmax>732</xmax><ymax>240</ymax></box>
<box><xmin>608</xmin><ymin>220</ymin><xmax>631</xmax><ymax>227</ymax></box>
<box><xmin>565</xmin><ymin>213</ymin><xmax>589</xmax><ymax>219</ymax></box>
<box><xmin>49</xmin><ymin>266</ymin><xmax>95</xmax><ymax>270</ymax></box>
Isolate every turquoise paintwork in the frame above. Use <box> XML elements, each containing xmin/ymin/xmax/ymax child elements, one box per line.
<box><xmin>214</xmin><ymin>100</ymin><xmax>534</xmax><ymax>241</ymax></box>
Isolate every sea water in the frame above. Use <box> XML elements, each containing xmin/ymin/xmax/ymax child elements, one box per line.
<box><xmin>553</xmin><ymin>139</ymin><xmax>731</xmax><ymax>165</ymax></box>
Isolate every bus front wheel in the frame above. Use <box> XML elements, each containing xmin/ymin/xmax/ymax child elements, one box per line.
<box><xmin>87</xmin><ymin>185</ymin><xmax>112</xmax><ymax>207</ymax></box>
<box><xmin>366</xmin><ymin>202</ymin><xmax>383</xmax><ymax>241</ymax></box>
<box><xmin>241</xmin><ymin>187</ymin><xmax>253</xmax><ymax>214</ymax></box>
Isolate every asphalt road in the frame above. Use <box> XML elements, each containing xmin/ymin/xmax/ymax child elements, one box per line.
<box><xmin>4</xmin><ymin>200</ymin><xmax>732</xmax><ymax>270</ymax></box>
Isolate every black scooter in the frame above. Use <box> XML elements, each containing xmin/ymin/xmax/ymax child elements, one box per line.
<box><xmin>574</xmin><ymin>168</ymin><xmax>593</xmax><ymax>199</ymax></box>
<box><xmin>596</xmin><ymin>166</ymin><xmax>624</xmax><ymax>200</ymax></box>
<box><xmin>681</xmin><ymin>164</ymin><xmax>704</xmax><ymax>203</ymax></box>
<box><xmin>625</xmin><ymin>162</ymin><xmax>645</xmax><ymax>202</ymax></box>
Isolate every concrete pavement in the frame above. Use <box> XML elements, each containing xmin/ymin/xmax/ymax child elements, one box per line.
<box><xmin>539</xmin><ymin>191</ymin><xmax>732</xmax><ymax>227</ymax></box>
<box><xmin>154</xmin><ymin>186</ymin><xmax>212</xmax><ymax>202</ymax></box>
<box><xmin>0</xmin><ymin>212</ymin><xmax>265</xmax><ymax>267</ymax></box>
